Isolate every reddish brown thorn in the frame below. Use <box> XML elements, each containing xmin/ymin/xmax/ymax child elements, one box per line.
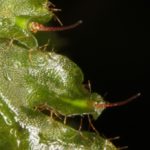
<box><xmin>63</xmin><ymin>116</ymin><xmax>67</xmax><ymax>124</ymax></box>
<box><xmin>30</xmin><ymin>20</ymin><xmax>83</xmax><ymax>33</ymax></box>
<box><xmin>47</xmin><ymin>1</ymin><xmax>56</xmax><ymax>8</ymax></box>
<box><xmin>95</xmin><ymin>93</ymin><xmax>141</xmax><ymax>109</ymax></box>
<box><xmin>87</xmin><ymin>115</ymin><xmax>99</xmax><ymax>134</ymax></box>
<box><xmin>107</xmin><ymin>136</ymin><xmax>120</xmax><ymax>141</ymax></box>
<box><xmin>118</xmin><ymin>146</ymin><xmax>128</xmax><ymax>150</ymax></box>
<box><xmin>53</xmin><ymin>15</ymin><xmax>63</xmax><ymax>26</ymax></box>
<box><xmin>84</xmin><ymin>80</ymin><xmax>92</xmax><ymax>93</ymax></box>
<box><xmin>50</xmin><ymin>8</ymin><xmax>62</xmax><ymax>12</ymax></box>
<box><xmin>78</xmin><ymin>117</ymin><xmax>83</xmax><ymax>131</ymax></box>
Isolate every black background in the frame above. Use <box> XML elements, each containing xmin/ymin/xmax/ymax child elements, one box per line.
<box><xmin>50</xmin><ymin>0</ymin><xmax>148</xmax><ymax>149</ymax></box>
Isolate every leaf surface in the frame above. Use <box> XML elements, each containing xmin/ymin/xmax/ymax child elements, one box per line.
<box><xmin>0</xmin><ymin>0</ymin><xmax>53</xmax><ymax>48</ymax></box>
<box><xmin>0</xmin><ymin>39</ymin><xmax>117</xmax><ymax>150</ymax></box>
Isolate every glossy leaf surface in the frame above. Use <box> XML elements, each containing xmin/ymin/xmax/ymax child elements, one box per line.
<box><xmin>0</xmin><ymin>0</ymin><xmax>54</xmax><ymax>48</ymax></box>
<box><xmin>0</xmin><ymin>0</ymin><xmax>118</xmax><ymax>149</ymax></box>
<box><xmin>0</xmin><ymin>39</ymin><xmax>117</xmax><ymax>149</ymax></box>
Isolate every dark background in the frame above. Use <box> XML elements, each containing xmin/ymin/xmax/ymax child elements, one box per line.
<box><xmin>51</xmin><ymin>0</ymin><xmax>148</xmax><ymax>149</ymax></box>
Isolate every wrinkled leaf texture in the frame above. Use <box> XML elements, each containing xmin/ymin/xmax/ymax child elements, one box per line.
<box><xmin>0</xmin><ymin>0</ymin><xmax>117</xmax><ymax>149</ymax></box>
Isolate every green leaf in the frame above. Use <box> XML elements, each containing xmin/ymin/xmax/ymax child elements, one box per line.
<box><xmin>0</xmin><ymin>1</ymin><xmax>118</xmax><ymax>149</ymax></box>
<box><xmin>0</xmin><ymin>38</ymin><xmax>105</xmax><ymax>119</ymax></box>
<box><xmin>0</xmin><ymin>98</ymin><xmax>117</xmax><ymax>150</ymax></box>
<box><xmin>0</xmin><ymin>0</ymin><xmax>54</xmax><ymax>48</ymax></box>
<box><xmin>0</xmin><ymin>39</ymin><xmax>117</xmax><ymax>149</ymax></box>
